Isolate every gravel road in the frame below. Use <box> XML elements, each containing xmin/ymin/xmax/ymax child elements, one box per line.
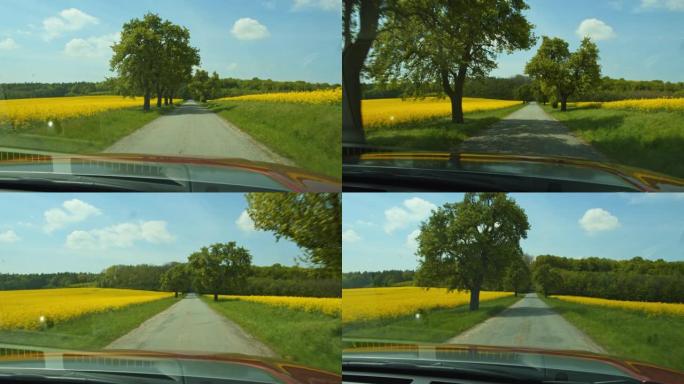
<box><xmin>447</xmin><ymin>293</ymin><xmax>605</xmax><ymax>353</ymax></box>
<box><xmin>106</xmin><ymin>294</ymin><xmax>277</xmax><ymax>357</ymax></box>
<box><xmin>104</xmin><ymin>100</ymin><xmax>292</xmax><ymax>165</ymax></box>
<box><xmin>459</xmin><ymin>102</ymin><xmax>605</xmax><ymax>161</ymax></box>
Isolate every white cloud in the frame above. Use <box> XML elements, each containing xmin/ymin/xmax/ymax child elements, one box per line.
<box><xmin>64</xmin><ymin>32</ymin><xmax>119</xmax><ymax>58</ymax></box>
<box><xmin>236</xmin><ymin>210</ymin><xmax>256</xmax><ymax>232</ymax></box>
<box><xmin>292</xmin><ymin>0</ymin><xmax>340</xmax><ymax>11</ymax></box>
<box><xmin>0</xmin><ymin>38</ymin><xmax>19</xmax><ymax>50</ymax></box>
<box><xmin>231</xmin><ymin>18</ymin><xmax>270</xmax><ymax>41</ymax></box>
<box><xmin>66</xmin><ymin>220</ymin><xmax>174</xmax><ymax>250</ymax></box>
<box><xmin>342</xmin><ymin>229</ymin><xmax>361</xmax><ymax>243</ymax></box>
<box><xmin>44</xmin><ymin>199</ymin><xmax>101</xmax><ymax>233</ymax></box>
<box><xmin>579</xmin><ymin>208</ymin><xmax>620</xmax><ymax>233</ymax></box>
<box><xmin>0</xmin><ymin>230</ymin><xmax>20</xmax><ymax>243</ymax></box>
<box><xmin>405</xmin><ymin>229</ymin><xmax>420</xmax><ymax>251</ymax></box>
<box><xmin>227</xmin><ymin>62</ymin><xmax>238</xmax><ymax>71</ymax></box>
<box><xmin>576</xmin><ymin>18</ymin><xmax>617</xmax><ymax>41</ymax></box>
<box><xmin>384</xmin><ymin>197</ymin><xmax>437</xmax><ymax>234</ymax></box>
<box><xmin>641</xmin><ymin>0</ymin><xmax>684</xmax><ymax>11</ymax></box>
<box><xmin>43</xmin><ymin>8</ymin><xmax>99</xmax><ymax>41</ymax></box>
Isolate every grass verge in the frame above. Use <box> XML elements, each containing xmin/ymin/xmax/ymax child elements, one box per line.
<box><xmin>545</xmin><ymin>106</ymin><xmax>684</xmax><ymax>178</ymax></box>
<box><xmin>204</xmin><ymin>297</ymin><xmax>340</xmax><ymax>374</ymax></box>
<box><xmin>541</xmin><ymin>296</ymin><xmax>684</xmax><ymax>372</ymax></box>
<box><xmin>343</xmin><ymin>295</ymin><xmax>520</xmax><ymax>343</ymax></box>
<box><xmin>364</xmin><ymin>104</ymin><xmax>525</xmax><ymax>150</ymax></box>
<box><xmin>0</xmin><ymin>106</ymin><xmax>174</xmax><ymax>154</ymax></box>
<box><xmin>207</xmin><ymin>101</ymin><xmax>341</xmax><ymax>180</ymax></box>
<box><xmin>0</xmin><ymin>297</ymin><xmax>177</xmax><ymax>350</ymax></box>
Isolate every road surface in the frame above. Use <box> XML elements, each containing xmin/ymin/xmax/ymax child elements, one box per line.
<box><xmin>447</xmin><ymin>293</ymin><xmax>605</xmax><ymax>353</ymax></box>
<box><xmin>104</xmin><ymin>101</ymin><xmax>292</xmax><ymax>165</ymax></box>
<box><xmin>106</xmin><ymin>294</ymin><xmax>277</xmax><ymax>356</ymax></box>
<box><xmin>459</xmin><ymin>102</ymin><xmax>605</xmax><ymax>161</ymax></box>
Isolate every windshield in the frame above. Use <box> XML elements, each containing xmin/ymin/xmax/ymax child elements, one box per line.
<box><xmin>341</xmin><ymin>192</ymin><xmax>684</xmax><ymax>378</ymax></box>
<box><xmin>0</xmin><ymin>192</ymin><xmax>342</xmax><ymax>380</ymax></box>
<box><xmin>342</xmin><ymin>0</ymin><xmax>684</xmax><ymax>183</ymax></box>
<box><xmin>0</xmin><ymin>0</ymin><xmax>341</xmax><ymax>186</ymax></box>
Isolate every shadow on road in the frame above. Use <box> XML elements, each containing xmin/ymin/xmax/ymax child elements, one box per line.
<box><xmin>498</xmin><ymin>306</ymin><xmax>555</xmax><ymax>318</ymax></box>
<box><xmin>172</xmin><ymin>105</ymin><xmax>215</xmax><ymax>115</ymax></box>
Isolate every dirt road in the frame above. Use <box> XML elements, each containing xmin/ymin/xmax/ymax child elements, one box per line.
<box><xmin>104</xmin><ymin>101</ymin><xmax>292</xmax><ymax>165</ymax></box>
<box><xmin>459</xmin><ymin>102</ymin><xmax>605</xmax><ymax>161</ymax></box>
<box><xmin>448</xmin><ymin>293</ymin><xmax>605</xmax><ymax>353</ymax></box>
<box><xmin>106</xmin><ymin>294</ymin><xmax>276</xmax><ymax>356</ymax></box>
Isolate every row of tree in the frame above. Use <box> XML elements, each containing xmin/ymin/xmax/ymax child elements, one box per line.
<box><xmin>342</xmin><ymin>270</ymin><xmax>415</xmax><ymax>288</ymax></box>
<box><xmin>0</xmin><ymin>272</ymin><xmax>98</xmax><ymax>290</ymax></box>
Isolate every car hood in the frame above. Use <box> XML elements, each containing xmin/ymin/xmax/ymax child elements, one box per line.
<box><xmin>0</xmin><ymin>149</ymin><xmax>340</xmax><ymax>192</ymax></box>
<box><xmin>344</xmin><ymin>150</ymin><xmax>684</xmax><ymax>192</ymax></box>
<box><xmin>343</xmin><ymin>341</ymin><xmax>684</xmax><ymax>384</ymax></box>
<box><xmin>0</xmin><ymin>348</ymin><xmax>340</xmax><ymax>384</ymax></box>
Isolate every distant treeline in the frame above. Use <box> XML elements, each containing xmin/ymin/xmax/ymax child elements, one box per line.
<box><xmin>0</xmin><ymin>78</ymin><xmax>339</xmax><ymax>100</ymax></box>
<box><xmin>532</xmin><ymin>255</ymin><xmax>684</xmax><ymax>303</ymax></box>
<box><xmin>362</xmin><ymin>76</ymin><xmax>684</xmax><ymax>102</ymax></box>
<box><xmin>342</xmin><ymin>270</ymin><xmax>415</xmax><ymax>288</ymax></box>
<box><xmin>0</xmin><ymin>263</ymin><xmax>339</xmax><ymax>297</ymax></box>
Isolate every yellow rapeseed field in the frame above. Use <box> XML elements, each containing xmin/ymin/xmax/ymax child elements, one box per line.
<box><xmin>362</xmin><ymin>97</ymin><xmax>522</xmax><ymax>128</ymax></box>
<box><xmin>0</xmin><ymin>95</ymin><xmax>145</xmax><ymax>126</ymax></box>
<box><xmin>342</xmin><ymin>287</ymin><xmax>512</xmax><ymax>324</ymax></box>
<box><xmin>221</xmin><ymin>88</ymin><xmax>341</xmax><ymax>105</ymax></box>
<box><xmin>0</xmin><ymin>288</ymin><xmax>171</xmax><ymax>330</ymax></box>
<box><xmin>552</xmin><ymin>295</ymin><xmax>684</xmax><ymax>317</ymax></box>
<box><xmin>576</xmin><ymin>98</ymin><xmax>684</xmax><ymax>112</ymax></box>
<box><xmin>218</xmin><ymin>295</ymin><xmax>340</xmax><ymax>316</ymax></box>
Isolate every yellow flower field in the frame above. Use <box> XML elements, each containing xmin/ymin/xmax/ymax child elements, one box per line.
<box><xmin>221</xmin><ymin>88</ymin><xmax>341</xmax><ymax>105</ymax></box>
<box><xmin>219</xmin><ymin>295</ymin><xmax>341</xmax><ymax>316</ymax></box>
<box><xmin>576</xmin><ymin>98</ymin><xmax>684</xmax><ymax>112</ymax></box>
<box><xmin>362</xmin><ymin>97</ymin><xmax>522</xmax><ymax>128</ymax></box>
<box><xmin>0</xmin><ymin>288</ymin><xmax>171</xmax><ymax>330</ymax></box>
<box><xmin>0</xmin><ymin>95</ymin><xmax>144</xmax><ymax>126</ymax></box>
<box><xmin>552</xmin><ymin>295</ymin><xmax>684</xmax><ymax>317</ymax></box>
<box><xmin>342</xmin><ymin>287</ymin><xmax>512</xmax><ymax>324</ymax></box>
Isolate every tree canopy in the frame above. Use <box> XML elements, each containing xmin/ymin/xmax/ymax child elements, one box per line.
<box><xmin>416</xmin><ymin>193</ymin><xmax>530</xmax><ymax>310</ymax></box>
<box><xmin>246</xmin><ymin>193</ymin><xmax>341</xmax><ymax>277</ymax></box>
<box><xmin>525</xmin><ymin>36</ymin><xmax>601</xmax><ymax>111</ymax></box>
<box><xmin>187</xmin><ymin>242</ymin><xmax>252</xmax><ymax>301</ymax></box>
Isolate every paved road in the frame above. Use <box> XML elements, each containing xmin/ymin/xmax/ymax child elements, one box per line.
<box><xmin>104</xmin><ymin>101</ymin><xmax>292</xmax><ymax>165</ymax></box>
<box><xmin>459</xmin><ymin>102</ymin><xmax>605</xmax><ymax>161</ymax></box>
<box><xmin>447</xmin><ymin>293</ymin><xmax>605</xmax><ymax>353</ymax></box>
<box><xmin>106</xmin><ymin>294</ymin><xmax>277</xmax><ymax>357</ymax></box>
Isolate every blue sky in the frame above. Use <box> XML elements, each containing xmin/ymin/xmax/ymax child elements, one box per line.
<box><xmin>342</xmin><ymin>193</ymin><xmax>684</xmax><ymax>272</ymax></box>
<box><xmin>0</xmin><ymin>0</ymin><xmax>340</xmax><ymax>84</ymax></box>
<box><xmin>0</xmin><ymin>193</ymin><xmax>304</xmax><ymax>274</ymax></box>
<box><xmin>491</xmin><ymin>0</ymin><xmax>684</xmax><ymax>82</ymax></box>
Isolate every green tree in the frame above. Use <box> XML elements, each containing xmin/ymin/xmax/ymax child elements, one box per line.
<box><xmin>188</xmin><ymin>69</ymin><xmax>221</xmax><ymax>102</ymax></box>
<box><xmin>160</xmin><ymin>263</ymin><xmax>191</xmax><ymax>298</ymax></box>
<box><xmin>525</xmin><ymin>36</ymin><xmax>601</xmax><ymax>111</ymax></box>
<box><xmin>369</xmin><ymin>0</ymin><xmax>535</xmax><ymax>123</ymax></box>
<box><xmin>533</xmin><ymin>263</ymin><xmax>562</xmax><ymax>297</ymax></box>
<box><xmin>245</xmin><ymin>193</ymin><xmax>341</xmax><ymax>277</ymax></box>
<box><xmin>504</xmin><ymin>255</ymin><xmax>531</xmax><ymax>296</ymax></box>
<box><xmin>514</xmin><ymin>84</ymin><xmax>534</xmax><ymax>103</ymax></box>
<box><xmin>187</xmin><ymin>242</ymin><xmax>252</xmax><ymax>301</ymax></box>
<box><xmin>157</xmin><ymin>21</ymin><xmax>200</xmax><ymax>107</ymax></box>
<box><xmin>416</xmin><ymin>193</ymin><xmax>530</xmax><ymax>310</ymax></box>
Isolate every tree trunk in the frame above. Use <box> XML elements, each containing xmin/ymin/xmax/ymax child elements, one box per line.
<box><xmin>143</xmin><ymin>90</ymin><xmax>151</xmax><ymax>112</ymax></box>
<box><xmin>560</xmin><ymin>95</ymin><xmax>568</xmax><ymax>112</ymax></box>
<box><xmin>341</xmin><ymin>0</ymin><xmax>380</xmax><ymax>144</ymax></box>
<box><xmin>514</xmin><ymin>291</ymin><xmax>518</xmax><ymax>297</ymax></box>
<box><xmin>213</xmin><ymin>293</ymin><xmax>218</xmax><ymax>301</ymax></box>
<box><xmin>451</xmin><ymin>65</ymin><xmax>468</xmax><ymax>124</ymax></box>
<box><xmin>174</xmin><ymin>291</ymin><xmax>178</xmax><ymax>298</ymax></box>
<box><xmin>164</xmin><ymin>97</ymin><xmax>169</xmax><ymax>106</ymax></box>
<box><xmin>449</xmin><ymin>94</ymin><xmax>464</xmax><ymax>124</ymax></box>
<box><xmin>156</xmin><ymin>88</ymin><xmax>162</xmax><ymax>108</ymax></box>
<box><xmin>469</xmin><ymin>286</ymin><xmax>481</xmax><ymax>311</ymax></box>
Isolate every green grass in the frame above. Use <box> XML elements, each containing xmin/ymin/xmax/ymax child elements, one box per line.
<box><xmin>207</xmin><ymin>101</ymin><xmax>341</xmax><ymax>180</ymax></box>
<box><xmin>545</xmin><ymin>106</ymin><xmax>684</xmax><ymax>179</ymax></box>
<box><xmin>365</xmin><ymin>104</ymin><xmax>525</xmax><ymax>150</ymax></box>
<box><xmin>0</xmin><ymin>297</ymin><xmax>177</xmax><ymax>350</ymax></box>
<box><xmin>0</xmin><ymin>106</ymin><xmax>173</xmax><ymax>154</ymax></box>
<box><xmin>343</xmin><ymin>295</ymin><xmax>521</xmax><ymax>343</ymax></box>
<box><xmin>541</xmin><ymin>296</ymin><xmax>684</xmax><ymax>372</ymax></box>
<box><xmin>204</xmin><ymin>297</ymin><xmax>340</xmax><ymax>374</ymax></box>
